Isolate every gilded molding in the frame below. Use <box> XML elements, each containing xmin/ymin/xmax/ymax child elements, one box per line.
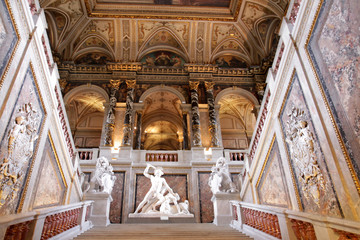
<box><xmin>189</xmin><ymin>81</ymin><xmax>200</xmax><ymax>91</ymax></box>
<box><xmin>0</xmin><ymin>0</ymin><xmax>21</xmax><ymax>90</ymax></box>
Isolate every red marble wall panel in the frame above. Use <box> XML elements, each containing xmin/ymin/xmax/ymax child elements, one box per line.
<box><xmin>110</xmin><ymin>172</ymin><xmax>125</xmax><ymax>223</ymax></box>
<box><xmin>198</xmin><ymin>172</ymin><xmax>214</xmax><ymax>223</ymax></box>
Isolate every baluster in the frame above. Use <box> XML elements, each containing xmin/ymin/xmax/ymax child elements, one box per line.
<box><xmin>89</xmin><ymin>151</ymin><xmax>93</xmax><ymax>160</ymax></box>
<box><xmin>169</xmin><ymin>154</ymin><xmax>173</xmax><ymax>162</ymax></box>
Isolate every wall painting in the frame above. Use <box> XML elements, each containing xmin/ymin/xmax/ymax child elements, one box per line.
<box><xmin>256</xmin><ymin>137</ymin><xmax>290</xmax><ymax>208</ymax></box>
<box><xmin>307</xmin><ymin>0</ymin><xmax>360</xmax><ymax>193</ymax></box>
<box><xmin>31</xmin><ymin>134</ymin><xmax>67</xmax><ymax>209</ymax></box>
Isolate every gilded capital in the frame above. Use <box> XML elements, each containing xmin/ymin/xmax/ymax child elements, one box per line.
<box><xmin>189</xmin><ymin>81</ymin><xmax>200</xmax><ymax>91</ymax></box>
<box><xmin>126</xmin><ymin>80</ymin><xmax>137</xmax><ymax>89</ymax></box>
<box><xmin>204</xmin><ymin>81</ymin><xmax>215</xmax><ymax>91</ymax></box>
<box><xmin>110</xmin><ymin>79</ymin><xmax>121</xmax><ymax>90</ymax></box>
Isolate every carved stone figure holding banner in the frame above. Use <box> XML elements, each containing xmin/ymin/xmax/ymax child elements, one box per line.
<box><xmin>208</xmin><ymin>157</ymin><xmax>238</xmax><ymax>194</ymax></box>
<box><xmin>90</xmin><ymin>157</ymin><xmax>116</xmax><ymax>194</ymax></box>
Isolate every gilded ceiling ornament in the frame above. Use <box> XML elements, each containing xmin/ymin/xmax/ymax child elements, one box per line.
<box><xmin>126</xmin><ymin>80</ymin><xmax>136</xmax><ymax>89</ymax></box>
<box><xmin>189</xmin><ymin>81</ymin><xmax>200</xmax><ymax>91</ymax></box>
<box><xmin>285</xmin><ymin>106</ymin><xmax>325</xmax><ymax>207</ymax></box>
<box><xmin>109</xmin><ymin>79</ymin><xmax>121</xmax><ymax>90</ymax></box>
<box><xmin>204</xmin><ymin>81</ymin><xmax>215</xmax><ymax>91</ymax></box>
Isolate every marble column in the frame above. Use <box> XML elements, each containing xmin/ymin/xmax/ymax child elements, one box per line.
<box><xmin>189</xmin><ymin>81</ymin><xmax>202</xmax><ymax>147</ymax></box>
<box><xmin>122</xmin><ymin>80</ymin><xmax>136</xmax><ymax>146</ymax></box>
<box><xmin>134</xmin><ymin>111</ymin><xmax>142</xmax><ymax>149</ymax></box>
<box><xmin>182</xmin><ymin>112</ymin><xmax>189</xmax><ymax>150</ymax></box>
<box><xmin>205</xmin><ymin>81</ymin><xmax>220</xmax><ymax>147</ymax></box>
<box><xmin>104</xmin><ymin>79</ymin><xmax>120</xmax><ymax>147</ymax></box>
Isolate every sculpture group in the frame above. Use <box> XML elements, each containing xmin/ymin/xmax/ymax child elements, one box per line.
<box><xmin>134</xmin><ymin>164</ymin><xmax>190</xmax><ymax>215</ymax></box>
<box><xmin>89</xmin><ymin>157</ymin><xmax>116</xmax><ymax>195</ymax></box>
<box><xmin>208</xmin><ymin>157</ymin><xmax>238</xmax><ymax>194</ymax></box>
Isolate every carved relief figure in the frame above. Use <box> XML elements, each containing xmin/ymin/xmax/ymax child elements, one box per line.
<box><xmin>285</xmin><ymin>106</ymin><xmax>325</xmax><ymax>206</ymax></box>
<box><xmin>0</xmin><ymin>103</ymin><xmax>40</xmax><ymax>207</ymax></box>
<box><xmin>134</xmin><ymin>163</ymin><xmax>191</xmax><ymax>215</ymax></box>
<box><xmin>90</xmin><ymin>157</ymin><xmax>116</xmax><ymax>194</ymax></box>
<box><xmin>208</xmin><ymin>157</ymin><xmax>238</xmax><ymax>194</ymax></box>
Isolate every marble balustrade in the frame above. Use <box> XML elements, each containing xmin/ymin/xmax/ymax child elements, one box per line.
<box><xmin>230</xmin><ymin>201</ymin><xmax>360</xmax><ymax>240</ymax></box>
<box><xmin>0</xmin><ymin>201</ymin><xmax>93</xmax><ymax>240</ymax></box>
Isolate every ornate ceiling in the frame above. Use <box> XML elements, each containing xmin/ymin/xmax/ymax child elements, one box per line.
<box><xmin>41</xmin><ymin>0</ymin><xmax>288</xmax><ymax>67</ymax></box>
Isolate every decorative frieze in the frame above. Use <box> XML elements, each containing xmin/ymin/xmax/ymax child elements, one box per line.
<box><xmin>55</xmin><ymin>86</ymin><xmax>75</xmax><ymax>159</ymax></box>
<box><xmin>249</xmin><ymin>91</ymin><xmax>270</xmax><ymax>164</ymax></box>
<box><xmin>289</xmin><ymin>0</ymin><xmax>302</xmax><ymax>25</ymax></box>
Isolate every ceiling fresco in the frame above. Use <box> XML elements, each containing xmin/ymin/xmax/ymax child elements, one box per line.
<box><xmin>99</xmin><ymin>0</ymin><xmax>231</xmax><ymax>7</ymax></box>
<box><xmin>41</xmin><ymin>0</ymin><xmax>288</xmax><ymax>68</ymax></box>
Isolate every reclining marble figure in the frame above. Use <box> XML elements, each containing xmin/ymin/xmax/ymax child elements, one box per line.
<box><xmin>134</xmin><ymin>163</ymin><xmax>190</xmax><ymax>215</ymax></box>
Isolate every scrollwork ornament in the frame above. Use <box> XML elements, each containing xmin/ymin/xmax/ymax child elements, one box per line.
<box><xmin>285</xmin><ymin>106</ymin><xmax>325</xmax><ymax>207</ymax></box>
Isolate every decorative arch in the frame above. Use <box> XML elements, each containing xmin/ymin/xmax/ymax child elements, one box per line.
<box><xmin>215</xmin><ymin>88</ymin><xmax>259</xmax><ymax>106</ymax></box>
<box><xmin>44</xmin><ymin>8</ymin><xmax>70</xmax><ymax>50</ymax></box>
<box><xmin>139</xmin><ymin>85</ymin><xmax>186</xmax><ymax>104</ymax></box>
<box><xmin>72</xmin><ymin>34</ymin><xmax>115</xmax><ymax>61</ymax></box>
<box><xmin>64</xmin><ymin>84</ymin><xmax>109</xmax><ymax>104</ymax></box>
<box><xmin>212</xmin><ymin>38</ymin><xmax>250</xmax><ymax>60</ymax></box>
<box><xmin>137</xmin><ymin>27</ymin><xmax>189</xmax><ymax>61</ymax></box>
<box><xmin>254</xmin><ymin>16</ymin><xmax>280</xmax><ymax>54</ymax></box>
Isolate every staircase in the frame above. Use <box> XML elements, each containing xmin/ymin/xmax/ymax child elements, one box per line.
<box><xmin>73</xmin><ymin>223</ymin><xmax>253</xmax><ymax>240</ymax></box>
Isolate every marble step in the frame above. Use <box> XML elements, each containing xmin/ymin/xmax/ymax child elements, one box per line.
<box><xmin>73</xmin><ymin>223</ymin><xmax>253</xmax><ymax>240</ymax></box>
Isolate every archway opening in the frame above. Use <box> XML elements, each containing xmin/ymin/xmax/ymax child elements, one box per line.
<box><xmin>218</xmin><ymin>93</ymin><xmax>256</xmax><ymax>149</ymax></box>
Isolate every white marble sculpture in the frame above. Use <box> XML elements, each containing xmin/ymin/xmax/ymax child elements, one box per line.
<box><xmin>208</xmin><ymin>157</ymin><xmax>238</xmax><ymax>194</ymax></box>
<box><xmin>134</xmin><ymin>163</ymin><xmax>191</xmax><ymax>215</ymax></box>
<box><xmin>90</xmin><ymin>157</ymin><xmax>116</xmax><ymax>194</ymax></box>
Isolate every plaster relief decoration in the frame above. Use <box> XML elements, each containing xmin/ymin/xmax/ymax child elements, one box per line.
<box><xmin>211</xmin><ymin>24</ymin><xmax>248</xmax><ymax>53</ymax></box>
<box><xmin>208</xmin><ymin>157</ymin><xmax>238</xmax><ymax>194</ymax></box>
<box><xmin>32</xmin><ymin>135</ymin><xmax>66</xmax><ymax>209</ymax></box>
<box><xmin>257</xmin><ymin>138</ymin><xmax>290</xmax><ymax>208</ymax></box>
<box><xmin>307</xmin><ymin>0</ymin><xmax>360</xmax><ymax>192</ymax></box>
<box><xmin>133</xmin><ymin>164</ymin><xmax>192</xmax><ymax>216</ymax></box>
<box><xmin>0</xmin><ymin>0</ymin><xmax>18</xmax><ymax>86</ymax></box>
<box><xmin>89</xmin><ymin>157</ymin><xmax>116</xmax><ymax>195</ymax></box>
<box><xmin>141</xmin><ymin>51</ymin><xmax>184</xmax><ymax>68</ymax></box>
<box><xmin>138</xmin><ymin>21</ymin><xmax>189</xmax><ymax>50</ymax></box>
<box><xmin>0</xmin><ymin>67</ymin><xmax>45</xmax><ymax>215</ymax></box>
<box><xmin>280</xmin><ymin>74</ymin><xmax>341</xmax><ymax>217</ymax></box>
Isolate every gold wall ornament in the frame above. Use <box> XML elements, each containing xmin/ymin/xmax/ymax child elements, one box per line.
<box><xmin>189</xmin><ymin>81</ymin><xmax>200</xmax><ymax>91</ymax></box>
<box><xmin>110</xmin><ymin>79</ymin><xmax>121</xmax><ymax>89</ymax></box>
<box><xmin>126</xmin><ymin>80</ymin><xmax>136</xmax><ymax>89</ymax></box>
<box><xmin>285</xmin><ymin>106</ymin><xmax>325</xmax><ymax>207</ymax></box>
<box><xmin>204</xmin><ymin>81</ymin><xmax>215</xmax><ymax>91</ymax></box>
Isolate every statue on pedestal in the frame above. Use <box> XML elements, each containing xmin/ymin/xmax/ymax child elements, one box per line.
<box><xmin>89</xmin><ymin>157</ymin><xmax>116</xmax><ymax>195</ymax></box>
<box><xmin>134</xmin><ymin>163</ymin><xmax>190</xmax><ymax>215</ymax></box>
<box><xmin>208</xmin><ymin>157</ymin><xmax>238</xmax><ymax>194</ymax></box>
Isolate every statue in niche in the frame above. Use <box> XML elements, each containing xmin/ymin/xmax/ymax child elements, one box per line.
<box><xmin>285</xmin><ymin>106</ymin><xmax>325</xmax><ymax>207</ymax></box>
<box><xmin>0</xmin><ymin>103</ymin><xmax>40</xmax><ymax>207</ymax></box>
<box><xmin>134</xmin><ymin>163</ymin><xmax>191</xmax><ymax>215</ymax></box>
<box><xmin>89</xmin><ymin>157</ymin><xmax>116</xmax><ymax>195</ymax></box>
<box><xmin>208</xmin><ymin>157</ymin><xmax>238</xmax><ymax>194</ymax></box>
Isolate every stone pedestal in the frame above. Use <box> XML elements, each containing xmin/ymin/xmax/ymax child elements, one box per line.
<box><xmin>118</xmin><ymin>146</ymin><xmax>132</xmax><ymax>160</ymax></box>
<box><xmin>212</xmin><ymin>192</ymin><xmax>240</xmax><ymax>226</ymax></box>
<box><xmin>191</xmin><ymin>147</ymin><xmax>205</xmax><ymax>161</ymax></box>
<box><xmin>83</xmin><ymin>192</ymin><xmax>112</xmax><ymax>226</ymax></box>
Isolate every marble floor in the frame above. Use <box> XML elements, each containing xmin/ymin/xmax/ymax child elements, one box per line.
<box><xmin>73</xmin><ymin>223</ymin><xmax>253</xmax><ymax>239</ymax></box>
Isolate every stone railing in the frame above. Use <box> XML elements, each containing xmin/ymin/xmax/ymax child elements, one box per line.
<box><xmin>224</xmin><ymin>150</ymin><xmax>247</xmax><ymax>162</ymax></box>
<box><xmin>0</xmin><ymin>201</ymin><xmax>93</xmax><ymax>240</ymax></box>
<box><xmin>146</xmin><ymin>152</ymin><xmax>178</xmax><ymax>162</ymax></box>
<box><xmin>77</xmin><ymin>148</ymin><xmax>99</xmax><ymax>161</ymax></box>
<box><xmin>230</xmin><ymin>201</ymin><xmax>360</xmax><ymax>240</ymax></box>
